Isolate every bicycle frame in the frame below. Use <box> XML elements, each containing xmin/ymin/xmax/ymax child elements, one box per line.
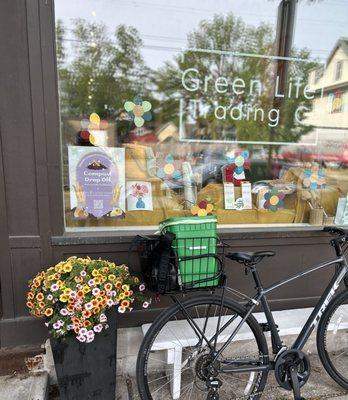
<box><xmin>219</xmin><ymin>253</ymin><xmax>348</xmax><ymax>374</ymax></box>
<box><xmin>172</xmin><ymin>253</ymin><xmax>348</xmax><ymax>374</ymax></box>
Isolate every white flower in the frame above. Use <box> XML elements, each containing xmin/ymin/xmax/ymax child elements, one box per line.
<box><xmin>80</xmin><ymin>271</ymin><xmax>86</xmax><ymax>277</ymax></box>
<box><xmin>88</xmin><ymin>279</ymin><xmax>95</xmax><ymax>287</ymax></box>
<box><xmin>47</xmin><ymin>294</ymin><xmax>53</xmax><ymax>301</ymax></box>
<box><xmin>51</xmin><ymin>284</ymin><xmax>59</xmax><ymax>292</ymax></box>
<box><xmin>139</xmin><ymin>284</ymin><xmax>145</xmax><ymax>292</ymax></box>
<box><xmin>85</xmin><ymin>302</ymin><xmax>93</xmax><ymax>310</ymax></box>
<box><xmin>106</xmin><ymin>299</ymin><xmax>114</xmax><ymax>307</ymax></box>
<box><xmin>79</xmin><ymin>328</ymin><xmax>87</xmax><ymax>335</ymax></box>
<box><xmin>86</xmin><ymin>336</ymin><xmax>94</xmax><ymax>343</ymax></box>
<box><xmin>118</xmin><ymin>306</ymin><xmax>126</xmax><ymax>313</ymax></box>
<box><xmin>93</xmin><ymin>324</ymin><xmax>103</xmax><ymax>333</ymax></box>
<box><xmin>53</xmin><ymin>322</ymin><xmax>61</xmax><ymax>330</ymax></box>
<box><xmin>60</xmin><ymin>308</ymin><xmax>69</xmax><ymax>316</ymax></box>
<box><xmin>92</xmin><ymin>288</ymin><xmax>100</xmax><ymax>296</ymax></box>
<box><xmin>77</xmin><ymin>335</ymin><xmax>86</xmax><ymax>342</ymax></box>
<box><xmin>99</xmin><ymin>313</ymin><xmax>107</xmax><ymax>322</ymax></box>
<box><xmin>142</xmin><ymin>301</ymin><xmax>149</xmax><ymax>309</ymax></box>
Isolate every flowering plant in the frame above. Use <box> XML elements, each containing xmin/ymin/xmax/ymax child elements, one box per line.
<box><xmin>131</xmin><ymin>183</ymin><xmax>149</xmax><ymax>198</ymax></box>
<box><xmin>26</xmin><ymin>257</ymin><xmax>149</xmax><ymax>343</ymax></box>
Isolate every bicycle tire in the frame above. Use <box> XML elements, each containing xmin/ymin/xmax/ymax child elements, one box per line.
<box><xmin>136</xmin><ymin>295</ymin><xmax>269</xmax><ymax>400</ymax></box>
<box><xmin>317</xmin><ymin>289</ymin><xmax>348</xmax><ymax>389</ymax></box>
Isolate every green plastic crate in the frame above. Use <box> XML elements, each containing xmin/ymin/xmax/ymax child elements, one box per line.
<box><xmin>160</xmin><ymin>216</ymin><xmax>218</xmax><ymax>288</ymax></box>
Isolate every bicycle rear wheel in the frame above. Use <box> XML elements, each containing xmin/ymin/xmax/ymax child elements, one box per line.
<box><xmin>136</xmin><ymin>295</ymin><xmax>269</xmax><ymax>400</ymax></box>
<box><xmin>317</xmin><ymin>289</ymin><xmax>348</xmax><ymax>389</ymax></box>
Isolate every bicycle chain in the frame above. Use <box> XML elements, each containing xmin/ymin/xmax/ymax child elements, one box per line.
<box><xmin>214</xmin><ymin>352</ymin><xmax>348</xmax><ymax>400</ymax></box>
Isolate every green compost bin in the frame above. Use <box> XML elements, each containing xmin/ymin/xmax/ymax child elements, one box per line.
<box><xmin>160</xmin><ymin>216</ymin><xmax>218</xmax><ymax>288</ymax></box>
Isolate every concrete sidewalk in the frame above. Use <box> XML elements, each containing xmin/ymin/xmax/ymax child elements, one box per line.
<box><xmin>0</xmin><ymin>372</ymin><xmax>48</xmax><ymax>400</ymax></box>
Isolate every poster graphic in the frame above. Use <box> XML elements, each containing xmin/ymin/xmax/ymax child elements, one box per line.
<box><xmin>68</xmin><ymin>146</ymin><xmax>125</xmax><ymax>219</ymax></box>
<box><xmin>126</xmin><ymin>181</ymin><xmax>153</xmax><ymax>211</ymax></box>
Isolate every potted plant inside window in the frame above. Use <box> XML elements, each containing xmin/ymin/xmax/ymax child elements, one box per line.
<box><xmin>26</xmin><ymin>257</ymin><xmax>149</xmax><ymax>400</ymax></box>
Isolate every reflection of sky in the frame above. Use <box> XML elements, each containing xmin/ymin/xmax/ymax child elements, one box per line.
<box><xmin>55</xmin><ymin>0</ymin><xmax>348</xmax><ymax>69</ymax></box>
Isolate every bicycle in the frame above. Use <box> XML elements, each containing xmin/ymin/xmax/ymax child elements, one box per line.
<box><xmin>136</xmin><ymin>227</ymin><xmax>348</xmax><ymax>400</ymax></box>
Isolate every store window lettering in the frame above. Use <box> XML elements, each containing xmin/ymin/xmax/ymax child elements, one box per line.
<box><xmin>54</xmin><ymin>0</ymin><xmax>348</xmax><ymax>229</ymax></box>
<box><xmin>181</xmin><ymin>68</ymin><xmax>313</xmax><ymax>128</ymax></box>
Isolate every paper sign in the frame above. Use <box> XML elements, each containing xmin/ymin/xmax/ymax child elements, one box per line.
<box><xmin>224</xmin><ymin>183</ymin><xmax>235</xmax><ymax>209</ymax></box>
<box><xmin>68</xmin><ymin>146</ymin><xmax>125</xmax><ymax>218</ymax></box>
<box><xmin>126</xmin><ymin>181</ymin><xmax>153</xmax><ymax>211</ymax></box>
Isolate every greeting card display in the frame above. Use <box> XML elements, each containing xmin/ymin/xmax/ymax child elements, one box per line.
<box><xmin>68</xmin><ymin>146</ymin><xmax>125</xmax><ymax>219</ymax></box>
<box><xmin>126</xmin><ymin>181</ymin><xmax>153</xmax><ymax>211</ymax></box>
<box><xmin>222</xmin><ymin>150</ymin><xmax>250</xmax><ymax>186</ymax></box>
<box><xmin>303</xmin><ymin>164</ymin><xmax>326</xmax><ymax>190</ymax></box>
<box><xmin>156</xmin><ymin>153</ymin><xmax>183</xmax><ymax>188</ymax></box>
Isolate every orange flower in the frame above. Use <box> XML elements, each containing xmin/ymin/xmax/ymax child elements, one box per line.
<box><xmin>92</xmin><ymin>299</ymin><xmax>99</xmax><ymax>307</ymax></box>
<box><xmin>44</xmin><ymin>308</ymin><xmax>53</xmax><ymax>317</ymax></box>
<box><xmin>72</xmin><ymin>317</ymin><xmax>80</xmax><ymax>324</ymax></box>
<box><xmin>26</xmin><ymin>301</ymin><xmax>33</xmax><ymax>308</ymax></box>
<box><xmin>83</xmin><ymin>310</ymin><xmax>92</xmax><ymax>318</ymax></box>
<box><xmin>115</xmin><ymin>281</ymin><xmax>122</xmax><ymax>289</ymax></box>
<box><xmin>83</xmin><ymin>320</ymin><xmax>92</xmax><ymax>327</ymax></box>
<box><xmin>104</xmin><ymin>283</ymin><xmax>112</xmax><ymax>291</ymax></box>
<box><xmin>93</xmin><ymin>306</ymin><xmax>101</xmax><ymax>314</ymax></box>
<box><xmin>74</xmin><ymin>326</ymin><xmax>80</xmax><ymax>334</ymax></box>
<box><xmin>124</xmin><ymin>290</ymin><xmax>130</xmax><ymax>297</ymax></box>
<box><xmin>67</xmin><ymin>304</ymin><xmax>74</xmax><ymax>312</ymax></box>
<box><xmin>38</xmin><ymin>301</ymin><xmax>45</xmax><ymax>308</ymax></box>
<box><xmin>121</xmin><ymin>300</ymin><xmax>130</xmax><ymax>308</ymax></box>
<box><xmin>77</xmin><ymin>290</ymin><xmax>84</xmax><ymax>298</ymax></box>
<box><xmin>27</xmin><ymin>292</ymin><xmax>34</xmax><ymax>300</ymax></box>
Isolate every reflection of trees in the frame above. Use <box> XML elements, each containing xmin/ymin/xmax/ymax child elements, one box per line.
<box><xmin>56</xmin><ymin>13</ymin><xmax>317</xmax><ymax>145</ymax></box>
<box><xmin>156</xmin><ymin>13</ymin><xmax>317</xmax><ymax>144</ymax></box>
<box><xmin>56</xmin><ymin>18</ymin><xmax>153</xmax><ymax>120</ymax></box>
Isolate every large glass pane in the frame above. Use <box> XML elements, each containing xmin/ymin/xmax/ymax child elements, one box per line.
<box><xmin>54</xmin><ymin>0</ymin><xmax>348</xmax><ymax>230</ymax></box>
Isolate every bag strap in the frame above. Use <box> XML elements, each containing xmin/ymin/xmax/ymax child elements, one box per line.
<box><xmin>157</xmin><ymin>232</ymin><xmax>176</xmax><ymax>294</ymax></box>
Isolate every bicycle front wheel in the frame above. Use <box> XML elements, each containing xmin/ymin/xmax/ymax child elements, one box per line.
<box><xmin>136</xmin><ymin>295</ymin><xmax>269</xmax><ymax>400</ymax></box>
<box><xmin>317</xmin><ymin>289</ymin><xmax>348</xmax><ymax>389</ymax></box>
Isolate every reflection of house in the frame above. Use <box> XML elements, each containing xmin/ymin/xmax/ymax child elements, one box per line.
<box><xmin>303</xmin><ymin>38</ymin><xmax>348</xmax><ymax>144</ymax></box>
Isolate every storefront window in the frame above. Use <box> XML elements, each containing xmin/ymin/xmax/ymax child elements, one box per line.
<box><xmin>54</xmin><ymin>0</ymin><xmax>348</xmax><ymax>230</ymax></box>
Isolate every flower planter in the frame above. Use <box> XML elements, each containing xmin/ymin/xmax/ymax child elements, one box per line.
<box><xmin>50</xmin><ymin>309</ymin><xmax>117</xmax><ymax>400</ymax></box>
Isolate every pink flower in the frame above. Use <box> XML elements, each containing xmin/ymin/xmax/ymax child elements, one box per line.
<box><xmin>93</xmin><ymin>324</ymin><xmax>103</xmax><ymax>333</ymax></box>
<box><xmin>47</xmin><ymin>294</ymin><xmax>53</xmax><ymax>301</ymax></box>
<box><xmin>92</xmin><ymin>288</ymin><xmax>100</xmax><ymax>296</ymax></box>
<box><xmin>60</xmin><ymin>308</ymin><xmax>69</xmax><ymax>316</ymax></box>
<box><xmin>77</xmin><ymin>335</ymin><xmax>86</xmax><ymax>342</ymax></box>
<box><xmin>88</xmin><ymin>279</ymin><xmax>95</xmax><ymax>287</ymax></box>
<box><xmin>51</xmin><ymin>284</ymin><xmax>59</xmax><ymax>292</ymax></box>
<box><xmin>142</xmin><ymin>301</ymin><xmax>149</xmax><ymax>309</ymax></box>
<box><xmin>85</xmin><ymin>302</ymin><xmax>93</xmax><ymax>310</ymax></box>
<box><xmin>80</xmin><ymin>271</ymin><xmax>86</xmax><ymax>277</ymax></box>
<box><xmin>69</xmin><ymin>291</ymin><xmax>77</xmax><ymax>298</ymax></box>
<box><xmin>139</xmin><ymin>284</ymin><xmax>145</xmax><ymax>292</ymax></box>
<box><xmin>106</xmin><ymin>299</ymin><xmax>114</xmax><ymax>307</ymax></box>
<box><xmin>79</xmin><ymin>328</ymin><xmax>87</xmax><ymax>335</ymax></box>
<box><xmin>100</xmin><ymin>313</ymin><xmax>107</xmax><ymax>322</ymax></box>
<box><xmin>53</xmin><ymin>322</ymin><xmax>61</xmax><ymax>330</ymax></box>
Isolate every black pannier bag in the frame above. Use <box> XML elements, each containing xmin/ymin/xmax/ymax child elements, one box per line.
<box><xmin>131</xmin><ymin>232</ymin><xmax>179</xmax><ymax>294</ymax></box>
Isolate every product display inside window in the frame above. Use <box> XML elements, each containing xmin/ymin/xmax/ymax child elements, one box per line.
<box><xmin>55</xmin><ymin>0</ymin><xmax>348</xmax><ymax>230</ymax></box>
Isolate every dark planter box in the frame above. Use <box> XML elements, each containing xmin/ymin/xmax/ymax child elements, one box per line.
<box><xmin>50</xmin><ymin>310</ymin><xmax>117</xmax><ymax>400</ymax></box>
